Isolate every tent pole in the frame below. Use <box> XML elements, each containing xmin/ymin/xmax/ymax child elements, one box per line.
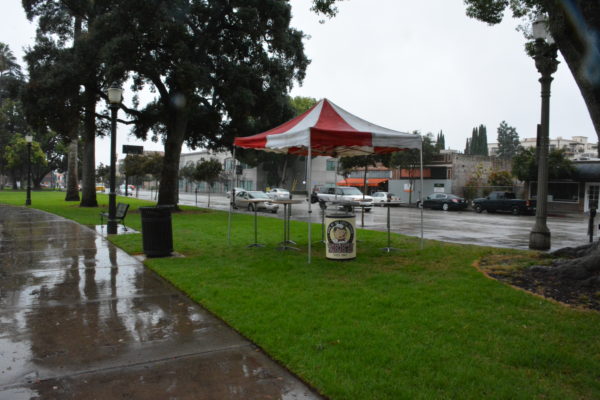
<box><xmin>227</xmin><ymin>147</ymin><xmax>236</xmax><ymax>246</ymax></box>
<box><xmin>307</xmin><ymin>142</ymin><xmax>312</xmax><ymax>264</ymax></box>
<box><xmin>420</xmin><ymin>139</ymin><xmax>424</xmax><ymax>250</ymax></box>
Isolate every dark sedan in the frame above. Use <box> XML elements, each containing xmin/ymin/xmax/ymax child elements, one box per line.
<box><xmin>418</xmin><ymin>193</ymin><xmax>468</xmax><ymax>211</ymax></box>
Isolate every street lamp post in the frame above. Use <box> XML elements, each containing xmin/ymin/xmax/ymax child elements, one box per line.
<box><xmin>529</xmin><ymin>15</ymin><xmax>559</xmax><ymax>251</ymax></box>
<box><xmin>25</xmin><ymin>134</ymin><xmax>33</xmax><ymax>206</ymax></box>
<box><xmin>107</xmin><ymin>82</ymin><xmax>123</xmax><ymax>234</ymax></box>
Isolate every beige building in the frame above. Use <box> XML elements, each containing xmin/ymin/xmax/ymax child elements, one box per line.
<box><xmin>488</xmin><ymin>135</ymin><xmax>598</xmax><ymax>160</ymax></box>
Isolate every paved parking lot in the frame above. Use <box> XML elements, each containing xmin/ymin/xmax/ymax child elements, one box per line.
<box><xmin>138</xmin><ymin>190</ymin><xmax>594</xmax><ymax>252</ymax></box>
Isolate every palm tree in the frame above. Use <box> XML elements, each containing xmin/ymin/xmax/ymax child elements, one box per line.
<box><xmin>0</xmin><ymin>43</ymin><xmax>22</xmax><ymax>78</ymax></box>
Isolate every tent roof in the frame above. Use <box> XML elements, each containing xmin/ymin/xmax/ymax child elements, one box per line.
<box><xmin>234</xmin><ymin>99</ymin><xmax>421</xmax><ymax>156</ymax></box>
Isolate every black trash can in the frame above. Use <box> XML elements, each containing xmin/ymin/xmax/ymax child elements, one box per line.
<box><xmin>139</xmin><ymin>205</ymin><xmax>174</xmax><ymax>257</ymax></box>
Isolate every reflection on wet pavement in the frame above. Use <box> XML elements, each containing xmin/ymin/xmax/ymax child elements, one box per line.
<box><xmin>0</xmin><ymin>205</ymin><xmax>321</xmax><ymax>399</ymax></box>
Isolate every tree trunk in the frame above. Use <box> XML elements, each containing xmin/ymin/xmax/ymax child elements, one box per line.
<box><xmin>80</xmin><ymin>85</ymin><xmax>98</xmax><ymax>207</ymax></box>
<box><xmin>532</xmin><ymin>241</ymin><xmax>600</xmax><ymax>284</ymax></box>
<box><xmin>65</xmin><ymin>137</ymin><xmax>80</xmax><ymax>201</ymax></box>
<box><xmin>550</xmin><ymin>2</ymin><xmax>600</xmax><ymax>155</ymax></box>
<box><xmin>157</xmin><ymin>108</ymin><xmax>188</xmax><ymax>207</ymax></box>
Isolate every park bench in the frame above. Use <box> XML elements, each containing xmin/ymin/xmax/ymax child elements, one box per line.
<box><xmin>100</xmin><ymin>203</ymin><xmax>130</xmax><ymax>231</ymax></box>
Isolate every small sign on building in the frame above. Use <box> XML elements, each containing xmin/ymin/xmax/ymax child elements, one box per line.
<box><xmin>122</xmin><ymin>145</ymin><xmax>144</xmax><ymax>154</ymax></box>
<box><xmin>433</xmin><ymin>183</ymin><xmax>445</xmax><ymax>193</ymax></box>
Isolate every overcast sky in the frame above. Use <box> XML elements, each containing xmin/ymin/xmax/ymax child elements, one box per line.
<box><xmin>1</xmin><ymin>0</ymin><xmax>596</xmax><ymax>166</ymax></box>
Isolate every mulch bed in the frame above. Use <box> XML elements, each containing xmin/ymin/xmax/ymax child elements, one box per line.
<box><xmin>477</xmin><ymin>254</ymin><xmax>600</xmax><ymax>312</ymax></box>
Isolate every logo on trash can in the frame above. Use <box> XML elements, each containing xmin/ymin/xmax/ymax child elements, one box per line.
<box><xmin>327</xmin><ymin>220</ymin><xmax>354</xmax><ymax>254</ymax></box>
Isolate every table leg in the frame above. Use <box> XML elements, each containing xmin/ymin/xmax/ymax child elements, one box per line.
<box><xmin>381</xmin><ymin>205</ymin><xmax>397</xmax><ymax>252</ymax></box>
<box><xmin>248</xmin><ymin>204</ymin><xmax>264</xmax><ymax>248</ymax></box>
<box><xmin>277</xmin><ymin>204</ymin><xmax>298</xmax><ymax>251</ymax></box>
<box><xmin>285</xmin><ymin>204</ymin><xmax>296</xmax><ymax>245</ymax></box>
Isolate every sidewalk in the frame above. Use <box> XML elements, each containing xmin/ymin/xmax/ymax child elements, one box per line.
<box><xmin>0</xmin><ymin>205</ymin><xmax>321</xmax><ymax>400</ymax></box>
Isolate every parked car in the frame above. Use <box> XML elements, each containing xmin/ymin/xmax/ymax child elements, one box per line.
<box><xmin>317</xmin><ymin>186</ymin><xmax>373</xmax><ymax>212</ymax></box>
<box><xmin>417</xmin><ymin>193</ymin><xmax>468</xmax><ymax>211</ymax></box>
<box><xmin>226</xmin><ymin>187</ymin><xmax>246</xmax><ymax>199</ymax></box>
<box><xmin>118</xmin><ymin>184</ymin><xmax>135</xmax><ymax>195</ymax></box>
<box><xmin>311</xmin><ymin>184</ymin><xmax>335</xmax><ymax>203</ymax></box>
<box><xmin>371</xmin><ymin>192</ymin><xmax>400</xmax><ymax>205</ymax></box>
<box><xmin>267</xmin><ymin>187</ymin><xmax>291</xmax><ymax>200</ymax></box>
<box><xmin>233</xmin><ymin>191</ymin><xmax>279</xmax><ymax>213</ymax></box>
<box><xmin>472</xmin><ymin>191</ymin><xmax>536</xmax><ymax>215</ymax></box>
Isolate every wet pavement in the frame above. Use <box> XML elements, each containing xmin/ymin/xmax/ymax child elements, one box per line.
<box><xmin>157</xmin><ymin>190</ymin><xmax>591</xmax><ymax>251</ymax></box>
<box><xmin>0</xmin><ymin>205</ymin><xmax>321</xmax><ymax>400</ymax></box>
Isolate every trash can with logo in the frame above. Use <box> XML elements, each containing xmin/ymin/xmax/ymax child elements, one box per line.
<box><xmin>325</xmin><ymin>213</ymin><xmax>356</xmax><ymax>260</ymax></box>
<box><xmin>139</xmin><ymin>205</ymin><xmax>174</xmax><ymax>257</ymax></box>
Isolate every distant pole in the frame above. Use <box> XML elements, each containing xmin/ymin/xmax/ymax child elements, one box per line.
<box><xmin>107</xmin><ymin>82</ymin><xmax>123</xmax><ymax>235</ymax></box>
<box><xmin>25</xmin><ymin>135</ymin><xmax>33</xmax><ymax>206</ymax></box>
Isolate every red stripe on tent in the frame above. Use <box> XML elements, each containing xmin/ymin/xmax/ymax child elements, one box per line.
<box><xmin>314</xmin><ymin>100</ymin><xmax>358</xmax><ymax>132</ymax></box>
<box><xmin>234</xmin><ymin>101</ymin><xmax>320</xmax><ymax>148</ymax></box>
<box><xmin>312</xmin><ymin>128</ymin><xmax>372</xmax><ymax>148</ymax></box>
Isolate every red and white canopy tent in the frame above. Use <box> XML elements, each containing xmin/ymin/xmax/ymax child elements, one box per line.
<box><xmin>231</xmin><ymin>98</ymin><xmax>424</xmax><ymax>262</ymax></box>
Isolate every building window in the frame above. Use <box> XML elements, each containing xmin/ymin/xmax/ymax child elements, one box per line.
<box><xmin>530</xmin><ymin>181</ymin><xmax>579</xmax><ymax>203</ymax></box>
<box><xmin>326</xmin><ymin>159</ymin><xmax>337</xmax><ymax>171</ymax></box>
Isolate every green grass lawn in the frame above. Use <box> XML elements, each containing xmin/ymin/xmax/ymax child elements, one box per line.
<box><xmin>2</xmin><ymin>190</ymin><xmax>599</xmax><ymax>399</ymax></box>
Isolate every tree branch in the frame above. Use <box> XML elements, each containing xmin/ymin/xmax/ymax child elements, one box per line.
<box><xmin>94</xmin><ymin>113</ymin><xmax>136</xmax><ymax>125</ymax></box>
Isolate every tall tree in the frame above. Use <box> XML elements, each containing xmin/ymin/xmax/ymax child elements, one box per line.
<box><xmin>435</xmin><ymin>130</ymin><xmax>445</xmax><ymax>153</ymax></box>
<box><xmin>496</xmin><ymin>121</ymin><xmax>521</xmax><ymax>159</ymax></box>
<box><xmin>464</xmin><ymin>1</ymin><xmax>600</xmax><ymax>158</ymax></box>
<box><xmin>23</xmin><ymin>0</ymin><xmax>114</xmax><ymax>207</ymax></box>
<box><xmin>101</xmin><ymin>0</ymin><xmax>308</xmax><ymax>207</ymax></box>
<box><xmin>24</xmin><ymin>36</ymin><xmax>82</xmax><ymax>201</ymax></box>
<box><xmin>0</xmin><ymin>43</ymin><xmax>22</xmax><ymax>79</ymax></box>
<box><xmin>479</xmin><ymin>124</ymin><xmax>488</xmax><ymax>156</ymax></box>
<box><xmin>3</xmin><ymin>134</ymin><xmax>47</xmax><ymax>188</ymax></box>
<box><xmin>193</xmin><ymin>158</ymin><xmax>222</xmax><ymax>207</ymax></box>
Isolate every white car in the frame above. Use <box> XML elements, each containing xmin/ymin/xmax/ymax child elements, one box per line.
<box><xmin>267</xmin><ymin>188</ymin><xmax>291</xmax><ymax>200</ymax></box>
<box><xmin>372</xmin><ymin>192</ymin><xmax>400</xmax><ymax>205</ymax></box>
<box><xmin>233</xmin><ymin>191</ymin><xmax>279</xmax><ymax>213</ymax></box>
<box><xmin>226</xmin><ymin>187</ymin><xmax>246</xmax><ymax>199</ymax></box>
<box><xmin>317</xmin><ymin>186</ymin><xmax>373</xmax><ymax>212</ymax></box>
<box><xmin>118</xmin><ymin>184</ymin><xmax>135</xmax><ymax>196</ymax></box>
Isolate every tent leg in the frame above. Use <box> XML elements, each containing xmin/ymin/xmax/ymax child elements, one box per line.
<box><xmin>420</xmin><ymin>141</ymin><xmax>424</xmax><ymax>250</ymax></box>
<box><xmin>307</xmin><ymin>145</ymin><xmax>312</xmax><ymax>264</ymax></box>
<box><xmin>227</xmin><ymin>147</ymin><xmax>236</xmax><ymax>246</ymax></box>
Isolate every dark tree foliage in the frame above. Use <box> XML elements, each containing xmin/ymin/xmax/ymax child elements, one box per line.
<box><xmin>96</xmin><ymin>162</ymin><xmax>110</xmax><ymax>184</ymax></box>
<box><xmin>98</xmin><ymin>0</ymin><xmax>308</xmax><ymax>207</ymax></box>
<box><xmin>511</xmin><ymin>146</ymin><xmax>574</xmax><ymax>182</ymax></box>
<box><xmin>23</xmin><ymin>0</ymin><xmax>115</xmax><ymax>206</ymax></box>
<box><xmin>435</xmin><ymin>130</ymin><xmax>445</xmax><ymax>152</ymax></box>
<box><xmin>466</xmin><ymin>125</ymin><xmax>489</xmax><ymax>156</ymax></box>
<box><xmin>496</xmin><ymin>120</ymin><xmax>521</xmax><ymax>159</ymax></box>
<box><xmin>24</xmin><ymin>37</ymin><xmax>82</xmax><ymax>201</ymax></box>
<box><xmin>3</xmin><ymin>134</ymin><xmax>47</xmax><ymax>189</ymax></box>
<box><xmin>464</xmin><ymin>0</ymin><xmax>600</xmax><ymax>157</ymax></box>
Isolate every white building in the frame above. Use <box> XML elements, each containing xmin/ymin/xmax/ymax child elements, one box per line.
<box><xmin>488</xmin><ymin>135</ymin><xmax>598</xmax><ymax>160</ymax></box>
